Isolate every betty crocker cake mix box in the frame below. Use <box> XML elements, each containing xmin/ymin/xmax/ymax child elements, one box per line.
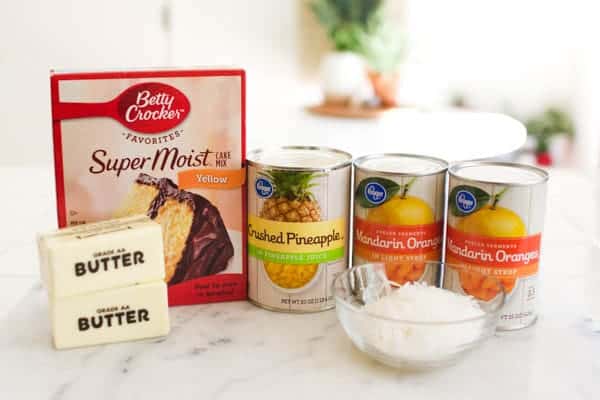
<box><xmin>50</xmin><ymin>68</ymin><xmax>246</xmax><ymax>306</ymax></box>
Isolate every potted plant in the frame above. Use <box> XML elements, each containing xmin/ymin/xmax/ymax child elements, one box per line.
<box><xmin>525</xmin><ymin>107</ymin><xmax>575</xmax><ymax>166</ymax></box>
<box><xmin>361</xmin><ymin>22</ymin><xmax>406</xmax><ymax>107</ymax></box>
<box><xmin>310</xmin><ymin>0</ymin><xmax>384</xmax><ymax>106</ymax></box>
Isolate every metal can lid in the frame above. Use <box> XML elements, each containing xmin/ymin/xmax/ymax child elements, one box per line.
<box><xmin>247</xmin><ymin>146</ymin><xmax>352</xmax><ymax>172</ymax></box>
<box><xmin>449</xmin><ymin>161</ymin><xmax>548</xmax><ymax>186</ymax></box>
<box><xmin>354</xmin><ymin>153</ymin><xmax>448</xmax><ymax>176</ymax></box>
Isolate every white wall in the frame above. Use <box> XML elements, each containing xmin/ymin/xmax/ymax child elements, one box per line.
<box><xmin>402</xmin><ymin>0</ymin><xmax>599</xmax><ymax>168</ymax></box>
<box><xmin>403</xmin><ymin>0</ymin><xmax>578</xmax><ymax>115</ymax></box>
<box><xmin>170</xmin><ymin>0</ymin><xmax>301</xmax><ymax>78</ymax></box>
<box><xmin>571</xmin><ymin>6</ymin><xmax>600</xmax><ymax>171</ymax></box>
<box><xmin>169</xmin><ymin>0</ymin><xmax>308</xmax><ymax>142</ymax></box>
<box><xmin>0</xmin><ymin>0</ymin><xmax>306</xmax><ymax>166</ymax></box>
<box><xmin>0</xmin><ymin>0</ymin><xmax>168</xmax><ymax>165</ymax></box>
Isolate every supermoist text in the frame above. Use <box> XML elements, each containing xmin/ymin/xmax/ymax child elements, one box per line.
<box><xmin>89</xmin><ymin>147</ymin><xmax>214</xmax><ymax>176</ymax></box>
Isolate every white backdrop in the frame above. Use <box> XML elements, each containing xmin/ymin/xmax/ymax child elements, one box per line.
<box><xmin>0</xmin><ymin>0</ymin><xmax>597</xmax><ymax>168</ymax></box>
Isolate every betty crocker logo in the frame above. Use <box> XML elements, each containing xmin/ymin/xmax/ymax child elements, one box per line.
<box><xmin>116</xmin><ymin>83</ymin><xmax>190</xmax><ymax>133</ymax></box>
<box><xmin>53</xmin><ymin>82</ymin><xmax>191</xmax><ymax>135</ymax></box>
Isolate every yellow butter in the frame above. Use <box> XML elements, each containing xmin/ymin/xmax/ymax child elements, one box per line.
<box><xmin>37</xmin><ymin>215</ymin><xmax>165</xmax><ymax>298</ymax></box>
<box><xmin>51</xmin><ymin>281</ymin><xmax>170</xmax><ymax>349</ymax></box>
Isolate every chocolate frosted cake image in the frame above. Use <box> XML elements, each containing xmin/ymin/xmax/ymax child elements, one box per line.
<box><xmin>115</xmin><ymin>173</ymin><xmax>234</xmax><ymax>285</ymax></box>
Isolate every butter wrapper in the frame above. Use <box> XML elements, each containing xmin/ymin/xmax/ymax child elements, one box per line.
<box><xmin>51</xmin><ymin>281</ymin><xmax>170</xmax><ymax>349</ymax></box>
<box><xmin>38</xmin><ymin>215</ymin><xmax>165</xmax><ymax>298</ymax></box>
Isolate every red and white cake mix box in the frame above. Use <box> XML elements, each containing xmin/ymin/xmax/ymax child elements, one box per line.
<box><xmin>50</xmin><ymin>68</ymin><xmax>246</xmax><ymax>306</ymax></box>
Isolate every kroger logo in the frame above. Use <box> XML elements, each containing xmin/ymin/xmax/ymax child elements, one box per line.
<box><xmin>364</xmin><ymin>182</ymin><xmax>387</xmax><ymax>205</ymax></box>
<box><xmin>255</xmin><ymin>178</ymin><xmax>273</xmax><ymax>198</ymax></box>
<box><xmin>456</xmin><ymin>190</ymin><xmax>477</xmax><ymax>213</ymax></box>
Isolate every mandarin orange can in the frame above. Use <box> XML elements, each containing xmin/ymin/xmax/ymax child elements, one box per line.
<box><xmin>445</xmin><ymin>161</ymin><xmax>548</xmax><ymax>330</ymax></box>
<box><xmin>353</xmin><ymin>154</ymin><xmax>448</xmax><ymax>286</ymax></box>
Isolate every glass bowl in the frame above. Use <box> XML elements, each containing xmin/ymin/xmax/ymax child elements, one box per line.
<box><xmin>333</xmin><ymin>262</ymin><xmax>505</xmax><ymax>370</ymax></box>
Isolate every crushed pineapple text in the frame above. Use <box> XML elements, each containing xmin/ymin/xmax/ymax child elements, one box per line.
<box><xmin>248</xmin><ymin>225</ymin><xmax>343</xmax><ymax>248</ymax></box>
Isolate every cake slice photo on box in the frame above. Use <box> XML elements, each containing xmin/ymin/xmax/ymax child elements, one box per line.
<box><xmin>114</xmin><ymin>173</ymin><xmax>234</xmax><ymax>285</ymax></box>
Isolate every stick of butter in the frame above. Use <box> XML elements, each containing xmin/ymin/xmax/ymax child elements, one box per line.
<box><xmin>38</xmin><ymin>215</ymin><xmax>165</xmax><ymax>298</ymax></box>
<box><xmin>52</xmin><ymin>281</ymin><xmax>170</xmax><ymax>349</ymax></box>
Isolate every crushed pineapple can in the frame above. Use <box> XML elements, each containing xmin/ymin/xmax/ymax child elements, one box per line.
<box><xmin>247</xmin><ymin>146</ymin><xmax>352</xmax><ymax>312</ymax></box>
<box><xmin>353</xmin><ymin>154</ymin><xmax>448</xmax><ymax>285</ymax></box>
<box><xmin>445</xmin><ymin>161</ymin><xmax>548</xmax><ymax>330</ymax></box>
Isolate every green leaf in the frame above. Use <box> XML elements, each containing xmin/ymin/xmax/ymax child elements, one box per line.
<box><xmin>309</xmin><ymin>0</ymin><xmax>384</xmax><ymax>52</ymax></box>
<box><xmin>360</xmin><ymin>22</ymin><xmax>406</xmax><ymax>72</ymax></box>
<box><xmin>449</xmin><ymin>185</ymin><xmax>491</xmax><ymax>217</ymax></box>
<box><xmin>355</xmin><ymin>177</ymin><xmax>400</xmax><ymax>208</ymax></box>
<box><xmin>525</xmin><ymin>107</ymin><xmax>575</xmax><ymax>139</ymax></box>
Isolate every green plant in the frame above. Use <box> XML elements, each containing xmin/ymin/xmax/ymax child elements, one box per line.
<box><xmin>360</xmin><ymin>22</ymin><xmax>405</xmax><ymax>73</ymax></box>
<box><xmin>525</xmin><ymin>107</ymin><xmax>575</xmax><ymax>153</ymax></box>
<box><xmin>310</xmin><ymin>0</ymin><xmax>384</xmax><ymax>52</ymax></box>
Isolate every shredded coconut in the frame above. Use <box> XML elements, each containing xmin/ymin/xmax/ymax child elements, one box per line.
<box><xmin>360</xmin><ymin>282</ymin><xmax>485</xmax><ymax>361</ymax></box>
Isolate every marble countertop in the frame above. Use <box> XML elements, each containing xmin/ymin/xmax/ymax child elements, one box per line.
<box><xmin>0</xmin><ymin>167</ymin><xmax>598</xmax><ymax>399</ymax></box>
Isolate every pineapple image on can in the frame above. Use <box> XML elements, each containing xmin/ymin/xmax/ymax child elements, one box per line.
<box><xmin>259</xmin><ymin>170</ymin><xmax>322</xmax><ymax>289</ymax></box>
<box><xmin>247</xmin><ymin>147</ymin><xmax>352</xmax><ymax>312</ymax></box>
<box><xmin>353</xmin><ymin>154</ymin><xmax>447</xmax><ymax>286</ymax></box>
<box><xmin>445</xmin><ymin>161</ymin><xmax>548</xmax><ymax>330</ymax></box>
